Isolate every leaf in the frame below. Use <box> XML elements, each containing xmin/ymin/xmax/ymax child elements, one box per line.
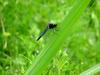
<box><xmin>80</xmin><ymin>63</ymin><xmax>100</xmax><ymax>75</ymax></box>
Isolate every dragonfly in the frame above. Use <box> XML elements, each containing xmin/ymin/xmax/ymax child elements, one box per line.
<box><xmin>37</xmin><ymin>23</ymin><xmax>57</xmax><ymax>41</ymax></box>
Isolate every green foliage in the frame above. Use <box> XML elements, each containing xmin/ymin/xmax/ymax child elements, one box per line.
<box><xmin>25</xmin><ymin>0</ymin><xmax>91</xmax><ymax>75</ymax></box>
<box><xmin>0</xmin><ymin>0</ymin><xmax>100</xmax><ymax>75</ymax></box>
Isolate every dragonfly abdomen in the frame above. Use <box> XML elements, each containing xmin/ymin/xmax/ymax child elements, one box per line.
<box><xmin>37</xmin><ymin>26</ymin><xmax>48</xmax><ymax>41</ymax></box>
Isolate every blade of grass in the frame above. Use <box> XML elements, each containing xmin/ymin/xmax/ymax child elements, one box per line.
<box><xmin>79</xmin><ymin>63</ymin><xmax>100</xmax><ymax>75</ymax></box>
<box><xmin>25</xmin><ymin>0</ymin><xmax>91</xmax><ymax>75</ymax></box>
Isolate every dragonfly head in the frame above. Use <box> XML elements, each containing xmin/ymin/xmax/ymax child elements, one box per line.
<box><xmin>48</xmin><ymin>23</ymin><xmax>57</xmax><ymax>29</ymax></box>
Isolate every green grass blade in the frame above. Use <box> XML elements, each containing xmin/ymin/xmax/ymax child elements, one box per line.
<box><xmin>80</xmin><ymin>63</ymin><xmax>100</xmax><ymax>75</ymax></box>
<box><xmin>25</xmin><ymin>0</ymin><xmax>91</xmax><ymax>75</ymax></box>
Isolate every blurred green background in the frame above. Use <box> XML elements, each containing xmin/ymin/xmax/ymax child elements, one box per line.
<box><xmin>0</xmin><ymin>0</ymin><xmax>100</xmax><ymax>75</ymax></box>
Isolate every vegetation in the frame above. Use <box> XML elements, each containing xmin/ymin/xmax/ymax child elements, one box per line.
<box><xmin>0</xmin><ymin>0</ymin><xmax>100</xmax><ymax>75</ymax></box>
